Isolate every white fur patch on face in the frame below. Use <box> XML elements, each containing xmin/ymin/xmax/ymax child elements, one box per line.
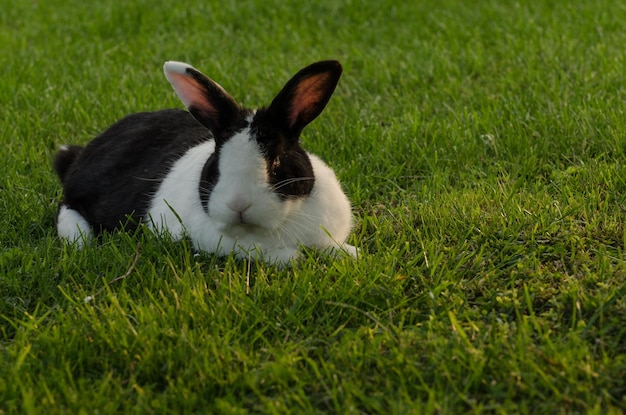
<box><xmin>57</xmin><ymin>205</ymin><xmax>92</xmax><ymax>247</ymax></box>
<box><xmin>209</xmin><ymin>128</ymin><xmax>288</xmax><ymax>231</ymax></box>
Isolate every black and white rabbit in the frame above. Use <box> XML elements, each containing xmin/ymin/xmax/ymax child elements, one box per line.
<box><xmin>54</xmin><ymin>60</ymin><xmax>357</xmax><ymax>265</ymax></box>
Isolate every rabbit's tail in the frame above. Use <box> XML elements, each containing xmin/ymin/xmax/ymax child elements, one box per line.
<box><xmin>53</xmin><ymin>144</ymin><xmax>84</xmax><ymax>182</ymax></box>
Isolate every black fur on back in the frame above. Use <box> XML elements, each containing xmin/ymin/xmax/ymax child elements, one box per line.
<box><xmin>59</xmin><ymin>109</ymin><xmax>214</xmax><ymax>233</ymax></box>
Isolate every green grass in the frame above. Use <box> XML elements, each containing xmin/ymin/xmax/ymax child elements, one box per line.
<box><xmin>2</xmin><ymin>0</ymin><xmax>626</xmax><ymax>413</ymax></box>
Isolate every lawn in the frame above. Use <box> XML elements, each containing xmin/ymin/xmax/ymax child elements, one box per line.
<box><xmin>1</xmin><ymin>0</ymin><xmax>625</xmax><ymax>413</ymax></box>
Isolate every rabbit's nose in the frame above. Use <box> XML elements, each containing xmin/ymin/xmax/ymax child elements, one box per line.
<box><xmin>227</xmin><ymin>196</ymin><xmax>252</xmax><ymax>214</ymax></box>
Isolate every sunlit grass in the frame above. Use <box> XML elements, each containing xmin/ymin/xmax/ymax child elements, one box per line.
<box><xmin>1</xmin><ymin>0</ymin><xmax>625</xmax><ymax>413</ymax></box>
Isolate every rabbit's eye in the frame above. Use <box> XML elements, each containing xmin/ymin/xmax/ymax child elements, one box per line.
<box><xmin>271</xmin><ymin>157</ymin><xmax>281</xmax><ymax>172</ymax></box>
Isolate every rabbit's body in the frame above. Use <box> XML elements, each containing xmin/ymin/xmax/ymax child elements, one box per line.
<box><xmin>55</xmin><ymin>61</ymin><xmax>356</xmax><ymax>265</ymax></box>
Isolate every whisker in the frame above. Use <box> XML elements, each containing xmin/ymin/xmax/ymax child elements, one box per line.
<box><xmin>277</xmin><ymin>209</ymin><xmax>320</xmax><ymax>247</ymax></box>
<box><xmin>133</xmin><ymin>176</ymin><xmax>163</xmax><ymax>182</ymax></box>
<box><xmin>271</xmin><ymin>177</ymin><xmax>315</xmax><ymax>191</ymax></box>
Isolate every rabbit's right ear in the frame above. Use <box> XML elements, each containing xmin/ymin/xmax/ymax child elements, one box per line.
<box><xmin>265</xmin><ymin>60</ymin><xmax>342</xmax><ymax>138</ymax></box>
<box><xmin>164</xmin><ymin>61</ymin><xmax>241</xmax><ymax>134</ymax></box>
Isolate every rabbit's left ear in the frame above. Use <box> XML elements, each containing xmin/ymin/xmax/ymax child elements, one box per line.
<box><xmin>164</xmin><ymin>61</ymin><xmax>241</xmax><ymax>134</ymax></box>
<box><xmin>266</xmin><ymin>60</ymin><xmax>342</xmax><ymax>137</ymax></box>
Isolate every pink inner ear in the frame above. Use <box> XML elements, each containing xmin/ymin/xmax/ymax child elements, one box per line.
<box><xmin>288</xmin><ymin>74</ymin><xmax>331</xmax><ymax>127</ymax></box>
<box><xmin>166</xmin><ymin>71</ymin><xmax>207</xmax><ymax>110</ymax></box>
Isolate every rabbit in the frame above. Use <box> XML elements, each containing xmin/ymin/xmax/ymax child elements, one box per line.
<box><xmin>53</xmin><ymin>60</ymin><xmax>357</xmax><ymax>265</ymax></box>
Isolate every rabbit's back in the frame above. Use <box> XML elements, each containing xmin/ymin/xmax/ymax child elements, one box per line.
<box><xmin>58</xmin><ymin>109</ymin><xmax>212</xmax><ymax>232</ymax></box>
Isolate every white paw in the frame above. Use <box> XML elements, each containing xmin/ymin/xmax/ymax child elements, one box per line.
<box><xmin>341</xmin><ymin>244</ymin><xmax>359</xmax><ymax>257</ymax></box>
<box><xmin>324</xmin><ymin>243</ymin><xmax>359</xmax><ymax>259</ymax></box>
